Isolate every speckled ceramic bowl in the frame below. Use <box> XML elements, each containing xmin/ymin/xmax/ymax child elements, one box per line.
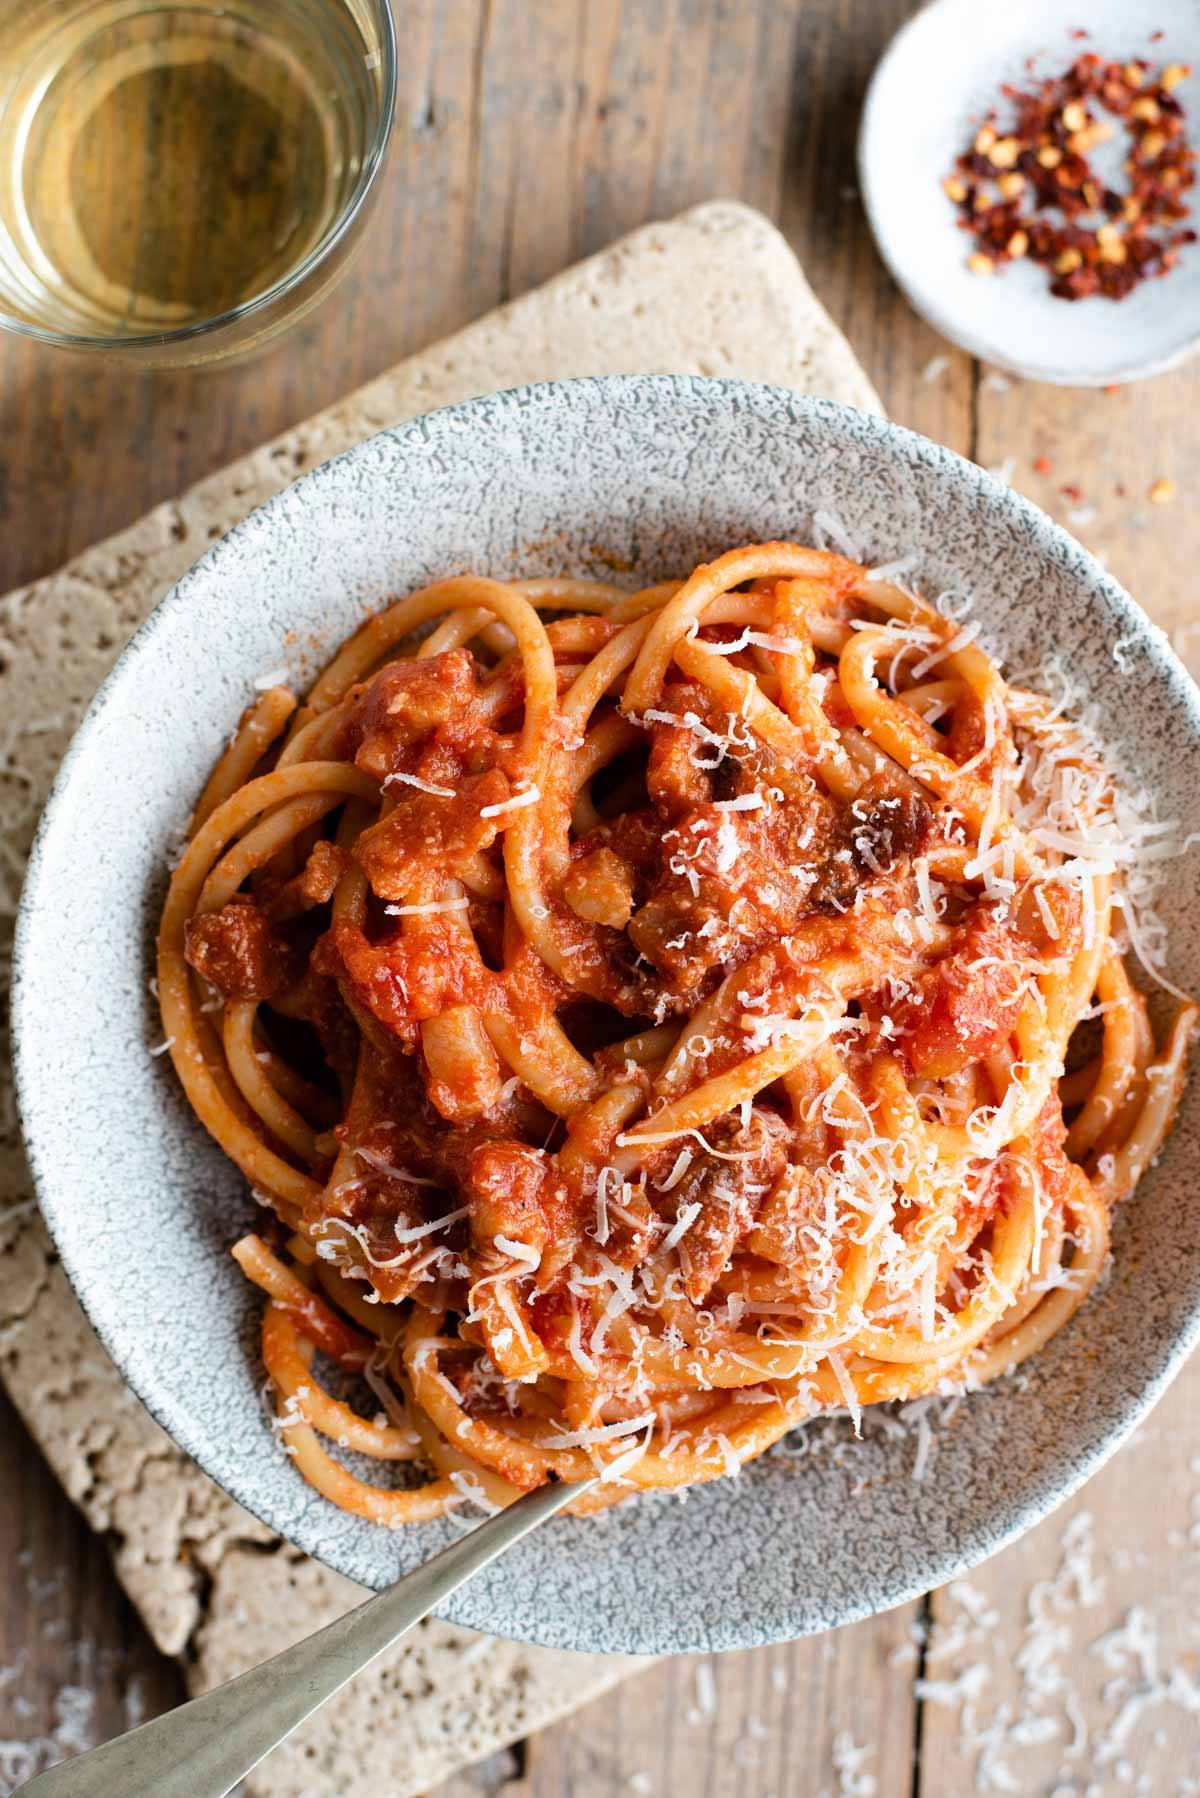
<box><xmin>859</xmin><ymin>0</ymin><xmax>1200</xmax><ymax>386</ymax></box>
<box><xmin>13</xmin><ymin>377</ymin><xmax>1200</xmax><ymax>1654</ymax></box>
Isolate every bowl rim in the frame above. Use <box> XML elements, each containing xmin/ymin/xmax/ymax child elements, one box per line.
<box><xmin>856</xmin><ymin>0</ymin><xmax>1200</xmax><ymax>387</ymax></box>
<box><xmin>13</xmin><ymin>373</ymin><xmax>1200</xmax><ymax>1651</ymax></box>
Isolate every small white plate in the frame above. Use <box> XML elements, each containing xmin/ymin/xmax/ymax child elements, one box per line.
<box><xmin>859</xmin><ymin>0</ymin><xmax>1200</xmax><ymax>385</ymax></box>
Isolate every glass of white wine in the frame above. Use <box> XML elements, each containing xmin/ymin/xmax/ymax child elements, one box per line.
<box><xmin>0</xmin><ymin>0</ymin><xmax>396</xmax><ymax>364</ymax></box>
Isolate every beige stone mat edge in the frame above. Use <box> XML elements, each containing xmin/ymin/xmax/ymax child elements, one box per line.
<box><xmin>0</xmin><ymin>200</ymin><xmax>880</xmax><ymax>1798</ymax></box>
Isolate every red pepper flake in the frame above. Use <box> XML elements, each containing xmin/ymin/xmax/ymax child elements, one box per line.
<box><xmin>1033</xmin><ymin>455</ymin><xmax>1054</xmax><ymax>474</ymax></box>
<box><xmin>1069</xmin><ymin>28</ymin><xmax>1089</xmax><ymax>41</ymax></box>
<box><xmin>1115</xmin><ymin>482</ymin><xmax>1127</xmax><ymax>496</ymax></box>
<box><xmin>1061</xmin><ymin>483</ymin><xmax>1083</xmax><ymax>502</ymax></box>
<box><xmin>944</xmin><ymin>51</ymin><xmax>1196</xmax><ymax>300</ymax></box>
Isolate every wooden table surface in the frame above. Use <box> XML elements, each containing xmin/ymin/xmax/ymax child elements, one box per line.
<box><xmin>3</xmin><ymin>3</ymin><xmax>1199</xmax><ymax>1793</ymax></box>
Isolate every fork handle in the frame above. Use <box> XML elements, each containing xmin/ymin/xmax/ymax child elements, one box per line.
<box><xmin>15</xmin><ymin>1479</ymin><xmax>590</xmax><ymax>1798</ymax></box>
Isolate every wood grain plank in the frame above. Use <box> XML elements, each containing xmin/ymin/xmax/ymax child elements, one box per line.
<box><xmin>916</xmin><ymin>1364</ymin><xmax>1200</xmax><ymax>1796</ymax></box>
<box><xmin>332</xmin><ymin>0</ymin><xmax>483</xmax><ymax>369</ymax></box>
<box><xmin>777</xmin><ymin>0</ymin><xmax>973</xmax><ymax>456</ymax></box>
<box><xmin>0</xmin><ymin>1384</ymin><xmax>185</xmax><ymax>1782</ymax></box>
<box><xmin>481</xmin><ymin>4</ymin><xmax>586</xmax><ymax>299</ymax></box>
<box><xmin>507</xmin><ymin>1608</ymin><xmax>920</xmax><ymax>1798</ymax></box>
<box><xmin>571</xmin><ymin>1</ymin><xmax>683</xmax><ymax>259</ymax></box>
<box><xmin>646</xmin><ymin>3</ymin><xmax>755</xmax><ymax>220</ymax></box>
<box><xmin>970</xmin><ymin>364</ymin><xmax>1200</xmax><ymax>677</ymax></box>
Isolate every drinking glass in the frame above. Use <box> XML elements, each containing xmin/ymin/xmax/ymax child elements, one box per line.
<box><xmin>0</xmin><ymin>0</ymin><xmax>397</xmax><ymax>365</ymax></box>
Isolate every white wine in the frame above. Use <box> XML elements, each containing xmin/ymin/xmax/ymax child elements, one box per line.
<box><xmin>0</xmin><ymin>0</ymin><xmax>387</xmax><ymax>340</ymax></box>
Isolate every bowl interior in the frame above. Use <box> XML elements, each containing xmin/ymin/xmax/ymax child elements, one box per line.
<box><xmin>859</xmin><ymin>0</ymin><xmax>1200</xmax><ymax>385</ymax></box>
<box><xmin>14</xmin><ymin>376</ymin><xmax>1200</xmax><ymax>1653</ymax></box>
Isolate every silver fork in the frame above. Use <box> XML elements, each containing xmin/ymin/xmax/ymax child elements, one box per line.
<box><xmin>14</xmin><ymin>1477</ymin><xmax>594</xmax><ymax>1797</ymax></box>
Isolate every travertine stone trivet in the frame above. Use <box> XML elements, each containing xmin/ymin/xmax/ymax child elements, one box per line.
<box><xmin>0</xmin><ymin>200</ymin><xmax>880</xmax><ymax>1796</ymax></box>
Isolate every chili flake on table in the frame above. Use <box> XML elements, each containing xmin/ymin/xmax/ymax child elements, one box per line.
<box><xmin>944</xmin><ymin>52</ymin><xmax>1195</xmax><ymax>299</ymax></box>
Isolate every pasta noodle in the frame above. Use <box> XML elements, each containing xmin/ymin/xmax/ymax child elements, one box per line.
<box><xmin>157</xmin><ymin>546</ymin><xmax>1195</xmax><ymax>1520</ymax></box>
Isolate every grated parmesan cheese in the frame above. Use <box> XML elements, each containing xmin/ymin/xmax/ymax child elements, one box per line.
<box><xmin>540</xmin><ymin>1411</ymin><xmax>655</xmax><ymax>1450</ymax></box>
<box><xmin>812</xmin><ymin>508</ymin><xmax>860</xmax><ymax>559</ymax></box>
<box><xmin>660</xmin><ymin>1201</ymin><xmax>702</xmax><ymax>1254</ymax></box>
<box><xmin>393</xmin><ymin>1207</ymin><xmax>468</xmax><ymax>1244</ymax></box>
<box><xmin>712</xmin><ymin>793</ymin><xmax>765</xmax><ymax>812</ymax></box>
<box><xmin>480</xmin><ymin>783</ymin><xmax>539</xmax><ymax>818</ymax></box>
<box><xmin>493</xmin><ymin>1233</ymin><xmax>541</xmax><ymax>1267</ymax></box>
<box><xmin>355</xmin><ymin>1147</ymin><xmax>443</xmax><ymax>1186</ymax></box>
<box><xmin>383</xmin><ymin>770</ymin><xmax>456</xmax><ymax>796</ymax></box>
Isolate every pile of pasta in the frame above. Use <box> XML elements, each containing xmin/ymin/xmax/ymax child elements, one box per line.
<box><xmin>158</xmin><ymin>542</ymin><xmax>1195</xmax><ymax>1520</ymax></box>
